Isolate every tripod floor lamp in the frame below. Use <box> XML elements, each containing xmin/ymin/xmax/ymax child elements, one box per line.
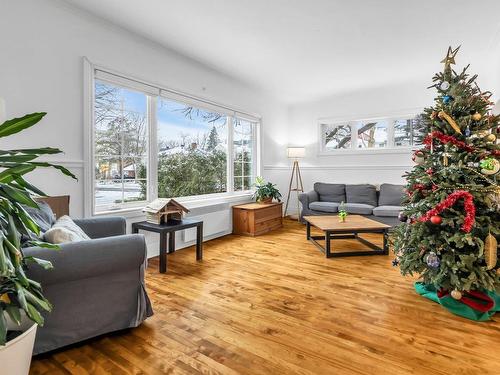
<box><xmin>284</xmin><ymin>147</ymin><xmax>305</xmax><ymax>220</ymax></box>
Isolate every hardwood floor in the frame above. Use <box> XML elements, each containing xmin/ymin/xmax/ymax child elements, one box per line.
<box><xmin>30</xmin><ymin>219</ymin><xmax>500</xmax><ymax>374</ymax></box>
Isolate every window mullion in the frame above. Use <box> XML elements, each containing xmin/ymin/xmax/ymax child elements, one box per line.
<box><xmin>227</xmin><ymin>115</ymin><xmax>234</xmax><ymax>193</ymax></box>
<box><xmin>387</xmin><ymin>118</ymin><xmax>395</xmax><ymax>148</ymax></box>
<box><xmin>351</xmin><ymin>122</ymin><xmax>357</xmax><ymax>149</ymax></box>
<box><xmin>148</xmin><ymin>96</ymin><xmax>158</xmax><ymax>201</ymax></box>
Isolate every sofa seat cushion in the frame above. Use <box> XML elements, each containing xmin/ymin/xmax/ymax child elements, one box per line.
<box><xmin>344</xmin><ymin>203</ymin><xmax>374</xmax><ymax>215</ymax></box>
<box><xmin>309</xmin><ymin>201</ymin><xmax>340</xmax><ymax>213</ymax></box>
<box><xmin>378</xmin><ymin>184</ymin><xmax>405</xmax><ymax>206</ymax></box>
<box><xmin>314</xmin><ymin>182</ymin><xmax>345</xmax><ymax>202</ymax></box>
<box><xmin>373</xmin><ymin>205</ymin><xmax>403</xmax><ymax>217</ymax></box>
<box><xmin>346</xmin><ymin>184</ymin><xmax>377</xmax><ymax>206</ymax></box>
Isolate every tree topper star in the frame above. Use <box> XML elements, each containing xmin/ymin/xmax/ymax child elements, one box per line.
<box><xmin>441</xmin><ymin>46</ymin><xmax>460</xmax><ymax>67</ymax></box>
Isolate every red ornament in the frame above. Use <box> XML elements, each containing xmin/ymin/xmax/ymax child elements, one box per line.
<box><xmin>430</xmin><ymin>215</ymin><xmax>442</xmax><ymax>225</ymax></box>
<box><xmin>418</xmin><ymin>190</ymin><xmax>475</xmax><ymax>232</ymax></box>
<box><xmin>426</xmin><ymin>168</ymin><xmax>433</xmax><ymax>175</ymax></box>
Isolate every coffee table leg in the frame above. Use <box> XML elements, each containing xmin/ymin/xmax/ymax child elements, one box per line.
<box><xmin>306</xmin><ymin>221</ymin><xmax>311</xmax><ymax>240</ymax></box>
<box><xmin>196</xmin><ymin>223</ymin><xmax>203</xmax><ymax>261</ymax></box>
<box><xmin>325</xmin><ymin>231</ymin><xmax>332</xmax><ymax>258</ymax></box>
<box><xmin>168</xmin><ymin>231</ymin><xmax>175</xmax><ymax>254</ymax></box>
<box><xmin>159</xmin><ymin>232</ymin><xmax>167</xmax><ymax>273</ymax></box>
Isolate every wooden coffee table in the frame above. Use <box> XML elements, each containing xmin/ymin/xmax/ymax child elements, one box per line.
<box><xmin>303</xmin><ymin>215</ymin><xmax>390</xmax><ymax>258</ymax></box>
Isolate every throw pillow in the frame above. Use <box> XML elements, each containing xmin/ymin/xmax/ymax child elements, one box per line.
<box><xmin>23</xmin><ymin>201</ymin><xmax>56</xmax><ymax>233</ymax></box>
<box><xmin>44</xmin><ymin>216</ymin><xmax>90</xmax><ymax>244</ymax></box>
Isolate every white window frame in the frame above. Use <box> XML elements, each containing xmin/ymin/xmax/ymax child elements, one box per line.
<box><xmin>83</xmin><ymin>58</ymin><xmax>261</xmax><ymax>216</ymax></box>
<box><xmin>317</xmin><ymin>110</ymin><xmax>422</xmax><ymax>156</ymax></box>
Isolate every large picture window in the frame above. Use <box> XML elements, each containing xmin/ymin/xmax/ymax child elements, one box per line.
<box><xmin>157</xmin><ymin>97</ymin><xmax>228</xmax><ymax>198</ymax></box>
<box><xmin>90</xmin><ymin>68</ymin><xmax>260</xmax><ymax>214</ymax></box>
<box><xmin>94</xmin><ymin>80</ymin><xmax>148</xmax><ymax>211</ymax></box>
<box><xmin>319</xmin><ymin>114</ymin><xmax>424</xmax><ymax>154</ymax></box>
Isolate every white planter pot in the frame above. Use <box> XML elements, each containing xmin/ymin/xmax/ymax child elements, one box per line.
<box><xmin>0</xmin><ymin>316</ymin><xmax>37</xmax><ymax>375</ymax></box>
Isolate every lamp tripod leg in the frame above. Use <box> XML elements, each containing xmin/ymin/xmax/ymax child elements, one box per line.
<box><xmin>284</xmin><ymin>161</ymin><xmax>296</xmax><ymax>217</ymax></box>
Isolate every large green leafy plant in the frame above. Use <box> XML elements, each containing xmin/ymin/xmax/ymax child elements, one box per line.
<box><xmin>253</xmin><ymin>176</ymin><xmax>282</xmax><ymax>202</ymax></box>
<box><xmin>0</xmin><ymin>112</ymin><xmax>76</xmax><ymax>345</ymax></box>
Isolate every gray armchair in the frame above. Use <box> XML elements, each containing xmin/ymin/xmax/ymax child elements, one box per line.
<box><xmin>24</xmin><ymin>216</ymin><xmax>153</xmax><ymax>354</ymax></box>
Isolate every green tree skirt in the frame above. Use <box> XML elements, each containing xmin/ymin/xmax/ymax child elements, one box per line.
<box><xmin>415</xmin><ymin>282</ymin><xmax>500</xmax><ymax>321</ymax></box>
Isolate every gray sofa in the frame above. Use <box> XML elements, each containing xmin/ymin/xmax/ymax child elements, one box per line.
<box><xmin>299</xmin><ymin>183</ymin><xmax>404</xmax><ymax>226</ymax></box>
<box><xmin>23</xmin><ymin>212</ymin><xmax>153</xmax><ymax>354</ymax></box>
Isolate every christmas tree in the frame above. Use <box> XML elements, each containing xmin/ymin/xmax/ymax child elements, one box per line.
<box><xmin>393</xmin><ymin>47</ymin><xmax>500</xmax><ymax>321</ymax></box>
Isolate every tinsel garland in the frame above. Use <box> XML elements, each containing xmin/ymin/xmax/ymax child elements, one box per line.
<box><xmin>423</xmin><ymin>131</ymin><xmax>474</xmax><ymax>152</ymax></box>
<box><xmin>418</xmin><ymin>190</ymin><xmax>476</xmax><ymax>232</ymax></box>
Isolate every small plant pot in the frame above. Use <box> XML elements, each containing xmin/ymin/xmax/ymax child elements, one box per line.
<box><xmin>0</xmin><ymin>317</ymin><xmax>37</xmax><ymax>375</ymax></box>
<box><xmin>259</xmin><ymin>198</ymin><xmax>273</xmax><ymax>204</ymax></box>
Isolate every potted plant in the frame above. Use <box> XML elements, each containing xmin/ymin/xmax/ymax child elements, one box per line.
<box><xmin>0</xmin><ymin>112</ymin><xmax>76</xmax><ymax>375</ymax></box>
<box><xmin>253</xmin><ymin>176</ymin><xmax>282</xmax><ymax>204</ymax></box>
<box><xmin>338</xmin><ymin>201</ymin><xmax>347</xmax><ymax>222</ymax></box>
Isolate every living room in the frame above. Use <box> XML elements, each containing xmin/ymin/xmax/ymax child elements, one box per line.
<box><xmin>1</xmin><ymin>0</ymin><xmax>500</xmax><ymax>374</ymax></box>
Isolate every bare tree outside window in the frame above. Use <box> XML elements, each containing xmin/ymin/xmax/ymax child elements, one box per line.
<box><xmin>321</xmin><ymin>114</ymin><xmax>423</xmax><ymax>152</ymax></box>
<box><xmin>323</xmin><ymin>124</ymin><xmax>351</xmax><ymax>149</ymax></box>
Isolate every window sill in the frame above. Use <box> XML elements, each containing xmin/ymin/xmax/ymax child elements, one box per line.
<box><xmin>93</xmin><ymin>191</ymin><xmax>254</xmax><ymax>218</ymax></box>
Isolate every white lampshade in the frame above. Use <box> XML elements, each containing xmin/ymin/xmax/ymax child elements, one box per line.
<box><xmin>287</xmin><ymin>147</ymin><xmax>305</xmax><ymax>158</ymax></box>
<box><xmin>0</xmin><ymin>98</ymin><xmax>5</xmax><ymax>124</ymax></box>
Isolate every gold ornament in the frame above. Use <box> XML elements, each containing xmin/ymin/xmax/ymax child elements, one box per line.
<box><xmin>485</xmin><ymin>133</ymin><xmax>497</xmax><ymax>143</ymax></box>
<box><xmin>430</xmin><ymin>111</ymin><xmax>437</xmax><ymax>120</ymax></box>
<box><xmin>471</xmin><ymin>112</ymin><xmax>482</xmax><ymax>121</ymax></box>
<box><xmin>438</xmin><ymin>111</ymin><xmax>462</xmax><ymax>134</ymax></box>
<box><xmin>442</xmin><ymin>153</ymin><xmax>450</xmax><ymax>166</ymax></box>
<box><xmin>484</xmin><ymin>233</ymin><xmax>498</xmax><ymax>270</ymax></box>
<box><xmin>451</xmin><ymin>290</ymin><xmax>463</xmax><ymax>300</ymax></box>
<box><xmin>0</xmin><ymin>293</ymin><xmax>10</xmax><ymax>304</ymax></box>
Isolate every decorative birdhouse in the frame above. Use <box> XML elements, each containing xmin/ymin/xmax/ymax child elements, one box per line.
<box><xmin>143</xmin><ymin>198</ymin><xmax>190</xmax><ymax>225</ymax></box>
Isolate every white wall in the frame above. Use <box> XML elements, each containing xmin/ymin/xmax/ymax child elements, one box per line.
<box><xmin>0</xmin><ymin>0</ymin><xmax>288</xmax><ymax>256</ymax></box>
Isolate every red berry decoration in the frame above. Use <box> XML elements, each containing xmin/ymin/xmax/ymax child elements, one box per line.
<box><xmin>430</xmin><ymin>215</ymin><xmax>442</xmax><ymax>225</ymax></box>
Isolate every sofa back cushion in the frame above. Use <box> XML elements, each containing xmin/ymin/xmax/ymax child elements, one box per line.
<box><xmin>314</xmin><ymin>183</ymin><xmax>345</xmax><ymax>202</ymax></box>
<box><xmin>345</xmin><ymin>184</ymin><xmax>377</xmax><ymax>206</ymax></box>
<box><xmin>378</xmin><ymin>183</ymin><xmax>405</xmax><ymax>206</ymax></box>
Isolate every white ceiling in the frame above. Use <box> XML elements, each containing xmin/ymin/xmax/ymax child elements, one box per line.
<box><xmin>64</xmin><ymin>0</ymin><xmax>500</xmax><ymax>104</ymax></box>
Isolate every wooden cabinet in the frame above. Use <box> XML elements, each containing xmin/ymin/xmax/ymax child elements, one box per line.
<box><xmin>232</xmin><ymin>202</ymin><xmax>283</xmax><ymax>236</ymax></box>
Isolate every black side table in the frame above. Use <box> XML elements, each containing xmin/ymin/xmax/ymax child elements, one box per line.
<box><xmin>132</xmin><ymin>219</ymin><xmax>203</xmax><ymax>273</ymax></box>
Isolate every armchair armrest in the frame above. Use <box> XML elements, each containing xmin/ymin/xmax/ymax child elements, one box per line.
<box><xmin>298</xmin><ymin>190</ymin><xmax>318</xmax><ymax>208</ymax></box>
<box><xmin>73</xmin><ymin>216</ymin><xmax>126</xmax><ymax>239</ymax></box>
<box><xmin>24</xmin><ymin>234</ymin><xmax>146</xmax><ymax>286</ymax></box>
